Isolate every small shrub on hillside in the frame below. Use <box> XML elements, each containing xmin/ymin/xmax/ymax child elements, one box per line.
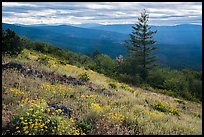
<box><xmin>117</xmin><ymin>73</ymin><xmax>142</xmax><ymax>85</ymax></box>
<box><xmin>37</xmin><ymin>55</ymin><xmax>50</xmax><ymax>65</ymax></box>
<box><xmin>76</xmin><ymin>120</ymin><xmax>92</xmax><ymax>134</ymax></box>
<box><xmin>78</xmin><ymin>72</ymin><xmax>90</xmax><ymax>82</ymax></box>
<box><xmin>18</xmin><ymin>52</ymin><xmax>30</xmax><ymax>60</ymax></box>
<box><xmin>59</xmin><ymin>59</ymin><xmax>67</xmax><ymax>65</ymax></box>
<box><xmin>120</xmin><ymin>84</ymin><xmax>135</xmax><ymax>92</ymax></box>
<box><xmin>152</xmin><ymin>102</ymin><xmax>179</xmax><ymax>116</ymax></box>
<box><xmin>174</xmin><ymin>98</ymin><xmax>186</xmax><ymax>105</ymax></box>
<box><xmin>169</xmin><ymin>108</ymin><xmax>179</xmax><ymax>116</ymax></box>
<box><xmin>142</xmin><ymin>84</ymin><xmax>155</xmax><ymax>92</ymax></box>
<box><xmin>109</xmin><ymin>82</ymin><xmax>117</xmax><ymax>89</ymax></box>
<box><xmin>152</xmin><ymin>102</ymin><xmax>169</xmax><ymax>113</ymax></box>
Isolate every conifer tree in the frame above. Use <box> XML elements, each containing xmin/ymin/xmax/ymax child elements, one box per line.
<box><xmin>125</xmin><ymin>9</ymin><xmax>158</xmax><ymax>81</ymax></box>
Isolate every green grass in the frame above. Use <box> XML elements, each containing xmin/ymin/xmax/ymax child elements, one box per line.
<box><xmin>2</xmin><ymin>49</ymin><xmax>202</xmax><ymax>135</ymax></box>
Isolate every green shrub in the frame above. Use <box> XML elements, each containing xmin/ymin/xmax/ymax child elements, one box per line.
<box><xmin>93</xmin><ymin>54</ymin><xmax>117</xmax><ymax>77</ymax></box>
<box><xmin>59</xmin><ymin>59</ymin><xmax>67</xmax><ymax>65</ymax></box>
<box><xmin>152</xmin><ymin>102</ymin><xmax>169</xmax><ymax>113</ymax></box>
<box><xmin>78</xmin><ymin>72</ymin><xmax>90</xmax><ymax>82</ymax></box>
<box><xmin>37</xmin><ymin>55</ymin><xmax>50</xmax><ymax>65</ymax></box>
<box><xmin>76</xmin><ymin>120</ymin><xmax>92</xmax><ymax>134</ymax></box>
<box><xmin>18</xmin><ymin>52</ymin><xmax>30</xmax><ymax>60</ymax></box>
<box><xmin>120</xmin><ymin>84</ymin><xmax>135</xmax><ymax>92</ymax></box>
<box><xmin>174</xmin><ymin>98</ymin><xmax>186</xmax><ymax>105</ymax></box>
<box><xmin>147</xmin><ymin>68</ymin><xmax>202</xmax><ymax>103</ymax></box>
<box><xmin>109</xmin><ymin>82</ymin><xmax>117</xmax><ymax>89</ymax></box>
<box><xmin>152</xmin><ymin>102</ymin><xmax>179</xmax><ymax>116</ymax></box>
<box><xmin>169</xmin><ymin>108</ymin><xmax>179</xmax><ymax>116</ymax></box>
<box><xmin>147</xmin><ymin>68</ymin><xmax>167</xmax><ymax>89</ymax></box>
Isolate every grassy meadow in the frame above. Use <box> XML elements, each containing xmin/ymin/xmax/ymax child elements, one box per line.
<box><xmin>2</xmin><ymin>49</ymin><xmax>202</xmax><ymax>135</ymax></box>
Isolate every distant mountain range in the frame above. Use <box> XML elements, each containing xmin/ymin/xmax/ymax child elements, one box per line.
<box><xmin>70</xmin><ymin>23</ymin><xmax>104</xmax><ymax>28</ymax></box>
<box><xmin>2</xmin><ymin>23</ymin><xmax>202</xmax><ymax>70</ymax></box>
<box><xmin>2</xmin><ymin>23</ymin><xmax>128</xmax><ymax>57</ymax></box>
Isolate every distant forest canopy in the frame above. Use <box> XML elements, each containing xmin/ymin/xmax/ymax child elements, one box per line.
<box><xmin>2</xmin><ymin>28</ymin><xmax>202</xmax><ymax>103</ymax></box>
<box><xmin>2</xmin><ymin>23</ymin><xmax>202</xmax><ymax>70</ymax></box>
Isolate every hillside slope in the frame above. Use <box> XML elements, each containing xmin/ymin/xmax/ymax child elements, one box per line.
<box><xmin>2</xmin><ymin>49</ymin><xmax>202</xmax><ymax>135</ymax></box>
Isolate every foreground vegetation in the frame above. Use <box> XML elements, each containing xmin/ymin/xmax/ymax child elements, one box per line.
<box><xmin>2</xmin><ymin>48</ymin><xmax>202</xmax><ymax>135</ymax></box>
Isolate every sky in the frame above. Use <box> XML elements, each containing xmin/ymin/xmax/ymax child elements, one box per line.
<box><xmin>2</xmin><ymin>2</ymin><xmax>202</xmax><ymax>26</ymax></box>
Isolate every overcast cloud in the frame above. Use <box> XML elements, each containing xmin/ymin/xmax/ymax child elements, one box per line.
<box><xmin>2</xmin><ymin>2</ymin><xmax>202</xmax><ymax>26</ymax></box>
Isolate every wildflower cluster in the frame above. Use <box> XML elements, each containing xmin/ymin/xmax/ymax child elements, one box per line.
<box><xmin>47</xmin><ymin>59</ymin><xmax>57</xmax><ymax>67</ymax></box>
<box><xmin>11</xmin><ymin>98</ymin><xmax>85</xmax><ymax>135</ymax></box>
<box><xmin>37</xmin><ymin>55</ymin><xmax>49</xmax><ymax>65</ymax></box>
<box><xmin>41</xmin><ymin>82</ymin><xmax>72</xmax><ymax>94</ymax></box>
<box><xmin>64</xmin><ymin>64</ymin><xmax>77</xmax><ymax>71</ymax></box>
<box><xmin>81</xmin><ymin>94</ymin><xmax>96</xmax><ymax>99</ymax></box>
<box><xmin>90</xmin><ymin>103</ymin><xmax>103</xmax><ymax>112</ymax></box>
<box><xmin>105</xmin><ymin>112</ymin><xmax>126</xmax><ymax>123</ymax></box>
<box><xmin>9</xmin><ymin>88</ymin><xmax>25</xmax><ymax>95</ymax></box>
<box><xmin>120</xmin><ymin>84</ymin><xmax>135</xmax><ymax>92</ymax></box>
<box><xmin>27</xmin><ymin>50</ymin><xmax>39</xmax><ymax>60</ymax></box>
<box><xmin>143</xmin><ymin>110</ymin><xmax>164</xmax><ymax>121</ymax></box>
<box><xmin>103</xmin><ymin>105</ymin><xmax>112</xmax><ymax>111</ymax></box>
<box><xmin>19</xmin><ymin>98</ymin><xmax>47</xmax><ymax>109</ymax></box>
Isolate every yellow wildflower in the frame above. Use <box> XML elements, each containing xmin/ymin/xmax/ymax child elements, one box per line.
<box><xmin>47</xmin><ymin>108</ymin><xmax>51</xmax><ymax>112</ymax></box>
<box><xmin>70</xmin><ymin>118</ymin><xmax>75</xmax><ymax>123</ymax></box>
<box><xmin>90</xmin><ymin>103</ymin><xmax>103</xmax><ymax>112</ymax></box>
<box><xmin>25</xmin><ymin>131</ymin><xmax>29</xmax><ymax>134</ymax></box>
<box><xmin>28</xmin><ymin>108</ymin><xmax>33</xmax><ymax>111</ymax></box>
<box><xmin>31</xmin><ymin>124</ymin><xmax>34</xmax><ymax>128</ymax></box>
<box><xmin>56</xmin><ymin>109</ymin><xmax>62</xmax><ymax>113</ymax></box>
<box><xmin>23</xmin><ymin>126</ymin><xmax>28</xmax><ymax>131</ymax></box>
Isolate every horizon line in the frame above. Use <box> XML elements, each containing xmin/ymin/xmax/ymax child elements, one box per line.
<box><xmin>2</xmin><ymin>22</ymin><xmax>202</xmax><ymax>27</ymax></box>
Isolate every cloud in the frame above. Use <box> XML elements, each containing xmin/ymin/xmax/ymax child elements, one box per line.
<box><xmin>2</xmin><ymin>2</ymin><xmax>202</xmax><ymax>26</ymax></box>
<box><xmin>2</xmin><ymin>2</ymin><xmax>37</xmax><ymax>7</ymax></box>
